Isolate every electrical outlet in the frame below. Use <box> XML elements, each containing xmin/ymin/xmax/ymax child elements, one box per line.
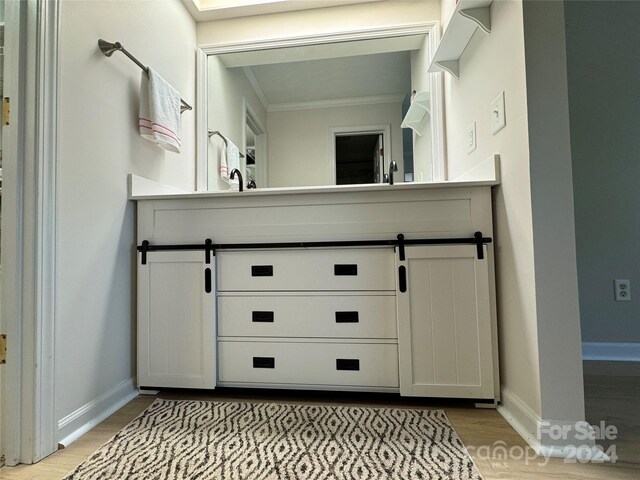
<box><xmin>466</xmin><ymin>122</ymin><xmax>476</xmax><ymax>154</ymax></box>
<box><xmin>491</xmin><ymin>91</ymin><xmax>506</xmax><ymax>135</ymax></box>
<box><xmin>614</xmin><ymin>279</ymin><xmax>631</xmax><ymax>301</ymax></box>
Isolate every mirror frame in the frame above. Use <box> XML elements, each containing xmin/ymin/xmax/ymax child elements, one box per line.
<box><xmin>195</xmin><ymin>22</ymin><xmax>445</xmax><ymax>191</ymax></box>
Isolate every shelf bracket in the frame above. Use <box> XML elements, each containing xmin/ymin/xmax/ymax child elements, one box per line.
<box><xmin>400</xmin><ymin>91</ymin><xmax>431</xmax><ymax>134</ymax></box>
<box><xmin>460</xmin><ymin>7</ymin><xmax>491</xmax><ymax>34</ymax></box>
<box><xmin>435</xmin><ymin>60</ymin><xmax>460</xmax><ymax>79</ymax></box>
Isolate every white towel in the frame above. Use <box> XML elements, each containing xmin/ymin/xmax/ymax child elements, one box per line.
<box><xmin>220</xmin><ymin>141</ymin><xmax>240</xmax><ymax>187</ymax></box>
<box><xmin>139</xmin><ymin>69</ymin><xmax>181</xmax><ymax>153</ymax></box>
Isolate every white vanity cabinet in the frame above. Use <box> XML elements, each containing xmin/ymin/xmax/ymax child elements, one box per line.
<box><xmin>137</xmin><ymin>251</ymin><xmax>216</xmax><ymax>389</ymax></box>
<box><xmin>132</xmin><ymin>178</ymin><xmax>500</xmax><ymax>401</ymax></box>
<box><xmin>216</xmin><ymin>248</ymin><xmax>400</xmax><ymax>391</ymax></box>
<box><xmin>396</xmin><ymin>245</ymin><xmax>498</xmax><ymax>400</ymax></box>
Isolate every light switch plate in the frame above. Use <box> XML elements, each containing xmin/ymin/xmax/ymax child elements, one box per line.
<box><xmin>466</xmin><ymin>122</ymin><xmax>476</xmax><ymax>154</ymax></box>
<box><xmin>491</xmin><ymin>91</ymin><xmax>506</xmax><ymax>135</ymax></box>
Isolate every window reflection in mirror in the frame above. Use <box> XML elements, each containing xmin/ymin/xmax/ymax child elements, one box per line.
<box><xmin>206</xmin><ymin>34</ymin><xmax>434</xmax><ymax>190</ymax></box>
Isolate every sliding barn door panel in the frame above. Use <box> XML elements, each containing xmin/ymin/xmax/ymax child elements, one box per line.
<box><xmin>397</xmin><ymin>245</ymin><xmax>495</xmax><ymax>399</ymax></box>
<box><xmin>138</xmin><ymin>251</ymin><xmax>215</xmax><ymax>389</ymax></box>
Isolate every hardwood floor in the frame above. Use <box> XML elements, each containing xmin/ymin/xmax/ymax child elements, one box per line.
<box><xmin>1</xmin><ymin>382</ymin><xmax>638</xmax><ymax>480</ymax></box>
<box><xmin>582</xmin><ymin>364</ymin><xmax>640</xmax><ymax>468</ymax></box>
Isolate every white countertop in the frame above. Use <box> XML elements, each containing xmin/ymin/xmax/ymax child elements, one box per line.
<box><xmin>129</xmin><ymin>154</ymin><xmax>501</xmax><ymax>201</ymax></box>
<box><xmin>129</xmin><ymin>178</ymin><xmax>499</xmax><ymax>201</ymax></box>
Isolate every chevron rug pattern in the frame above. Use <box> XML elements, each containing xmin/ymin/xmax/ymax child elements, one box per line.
<box><xmin>64</xmin><ymin>399</ymin><xmax>483</xmax><ymax>480</ymax></box>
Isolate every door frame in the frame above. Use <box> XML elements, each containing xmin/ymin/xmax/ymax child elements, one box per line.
<box><xmin>242</xmin><ymin>97</ymin><xmax>268</xmax><ymax>188</ymax></box>
<box><xmin>330</xmin><ymin>125</ymin><xmax>391</xmax><ymax>185</ymax></box>
<box><xmin>1</xmin><ymin>0</ymin><xmax>59</xmax><ymax>465</ymax></box>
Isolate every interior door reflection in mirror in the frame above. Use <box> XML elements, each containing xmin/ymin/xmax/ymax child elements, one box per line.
<box><xmin>334</xmin><ymin>131</ymin><xmax>386</xmax><ymax>185</ymax></box>
<box><xmin>206</xmin><ymin>34</ymin><xmax>434</xmax><ymax>190</ymax></box>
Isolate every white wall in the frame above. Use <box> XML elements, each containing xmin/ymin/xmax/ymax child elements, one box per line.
<box><xmin>522</xmin><ymin>0</ymin><xmax>585</xmax><ymax>430</ymax></box>
<box><xmin>440</xmin><ymin>0</ymin><xmax>456</xmax><ymax>33</ymax></box>
<box><xmin>443</xmin><ymin>0</ymin><xmax>586</xmax><ymax>449</ymax></box>
<box><xmin>267</xmin><ymin>102</ymin><xmax>403</xmax><ymax>187</ymax></box>
<box><xmin>197</xmin><ymin>1</ymin><xmax>441</xmax><ymax>46</ymax></box>
<box><xmin>442</xmin><ymin>0</ymin><xmax>542</xmax><ymax>422</ymax></box>
<box><xmin>207</xmin><ymin>59</ymin><xmax>267</xmax><ymax>190</ymax></box>
<box><xmin>0</xmin><ymin>0</ymin><xmax>3</xmax><ymax>155</ymax></box>
<box><xmin>564</xmin><ymin>1</ymin><xmax>640</xmax><ymax>346</ymax></box>
<box><xmin>55</xmin><ymin>0</ymin><xmax>196</xmax><ymax>441</ymax></box>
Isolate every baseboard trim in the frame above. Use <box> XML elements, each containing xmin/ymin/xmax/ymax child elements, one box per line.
<box><xmin>582</xmin><ymin>342</ymin><xmax>640</xmax><ymax>362</ymax></box>
<box><xmin>57</xmin><ymin>377</ymin><xmax>138</xmax><ymax>447</ymax></box>
<box><xmin>497</xmin><ymin>388</ymin><xmax>541</xmax><ymax>449</ymax></box>
<box><xmin>536</xmin><ymin>443</ymin><xmax>610</xmax><ymax>462</ymax></box>
<box><xmin>498</xmin><ymin>388</ymin><xmax>609</xmax><ymax>462</ymax></box>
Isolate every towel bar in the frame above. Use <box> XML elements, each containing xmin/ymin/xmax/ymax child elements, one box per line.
<box><xmin>208</xmin><ymin>130</ymin><xmax>245</xmax><ymax>158</ymax></box>
<box><xmin>98</xmin><ymin>39</ymin><xmax>192</xmax><ymax>114</ymax></box>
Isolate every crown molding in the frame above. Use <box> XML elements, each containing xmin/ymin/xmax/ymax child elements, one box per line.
<box><xmin>199</xmin><ymin>23</ymin><xmax>433</xmax><ymax>55</ymax></box>
<box><xmin>267</xmin><ymin>93</ymin><xmax>405</xmax><ymax>112</ymax></box>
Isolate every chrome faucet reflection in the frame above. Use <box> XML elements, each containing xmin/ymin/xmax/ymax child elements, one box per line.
<box><xmin>230</xmin><ymin>169</ymin><xmax>243</xmax><ymax>192</ymax></box>
<box><xmin>388</xmin><ymin>160</ymin><xmax>399</xmax><ymax>185</ymax></box>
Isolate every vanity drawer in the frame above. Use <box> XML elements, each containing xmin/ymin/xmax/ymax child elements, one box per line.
<box><xmin>217</xmin><ymin>248</ymin><xmax>395</xmax><ymax>292</ymax></box>
<box><xmin>218</xmin><ymin>341</ymin><xmax>399</xmax><ymax>388</ymax></box>
<box><xmin>218</xmin><ymin>294</ymin><xmax>397</xmax><ymax>339</ymax></box>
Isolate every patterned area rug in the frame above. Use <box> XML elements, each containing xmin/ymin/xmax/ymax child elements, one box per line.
<box><xmin>64</xmin><ymin>399</ymin><xmax>483</xmax><ymax>480</ymax></box>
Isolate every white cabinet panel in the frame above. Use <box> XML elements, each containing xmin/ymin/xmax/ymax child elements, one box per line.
<box><xmin>218</xmin><ymin>340</ymin><xmax>399</xmax><ymax>388</ymax></box>
<box><xmin>397</xmin><ymin>245</ymin><xmax>496</xmax><ymax>399</ymax></box>
<box><xmin>138</xmin><ymin>251</ymin><xmax>215</xmax><ymax>389</ymax></box>
<box><xmin>217</xmin><ymin>248</ymin><xmax>395</xmax><ymax>292</ymax></box>
<box><xmin>218</xmin><ymin>294</ymin><xmax>397</xmax><ymax>339</ymax></box>
<box><xmin>136</xmin><ymin>186</ymin><xmax>494</xmax><ymax>245</ymax></box>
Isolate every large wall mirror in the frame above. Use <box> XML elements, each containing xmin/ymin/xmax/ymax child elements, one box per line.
<box><xmin>199</xmin><ymin>25</ymin><xmax>443</xmax><ymax>191</ymax></box>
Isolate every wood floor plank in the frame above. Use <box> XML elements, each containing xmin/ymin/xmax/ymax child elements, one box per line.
<box><xmin>1</xmin><ymin>376</ymin><xmax>638</xmax><ymax>480</ymax></box>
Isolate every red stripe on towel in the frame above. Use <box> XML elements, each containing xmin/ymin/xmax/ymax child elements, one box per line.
<box><xmin>139</xmin><ymin>124</ymin><xmax>182</xmax><ymax>145</ymax></box>
<box><xmin>138</xmin><ymin>117</ymin><xmax>179</xmax><ymax>137</ymax></box>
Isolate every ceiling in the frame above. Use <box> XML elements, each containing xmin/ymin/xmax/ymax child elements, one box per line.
<box><xmin>244</xmin><ymin>51</ymin><xmax>411</xmax><ymax>106</ymax></box>
<box><xmin>214</xmin><ymin>34</ymin><xmax>423</xmax><ymax>111</ymax></box>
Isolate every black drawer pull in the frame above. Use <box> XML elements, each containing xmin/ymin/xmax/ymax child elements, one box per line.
<box><xmin>251</xmin><ymin>265</ymin><xmax>273</xmax><ymax>277</ymax></box>
<box><xmin>336</xmin><ymin>359</ymin><xmax>360</xmax><ymax>371</ymax></box>
<box><xmin>204</xmin><ymin>268</ymin><xmax>212</xmax><ymax>293</ymax></box>
<box><xmin>252</xmin><ymin>311</ymin><xmax>274</xmax><ymax>323</ymax></box>
<box><xmin>335</xmin><ymin>311</ymin><xmax>359</xmax><ymax>323</ymax></box>
<box><xmin>334</xmin><ymin>264</ymin><xmax>358</xmax><ymax>276</ymax></box>
<box><xmin>398</xmin><ymin>265</ymin><xmax>407</xmax><ymax>293</ymax></box>
<box><xmin>253</xmin><ymin>357</ymin><xmax>275</xmax><ymax>368</ymax></box>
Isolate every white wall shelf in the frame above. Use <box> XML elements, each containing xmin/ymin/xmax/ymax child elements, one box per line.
<box><xmin>428</xmin><ymin>0</ymin><xmax>493</xmax><ymax>79</ymax></box>
<box><xmin>401</xmin><ymin>91</ymin><xmax>430</xmax><ymax>136</ymax></box>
